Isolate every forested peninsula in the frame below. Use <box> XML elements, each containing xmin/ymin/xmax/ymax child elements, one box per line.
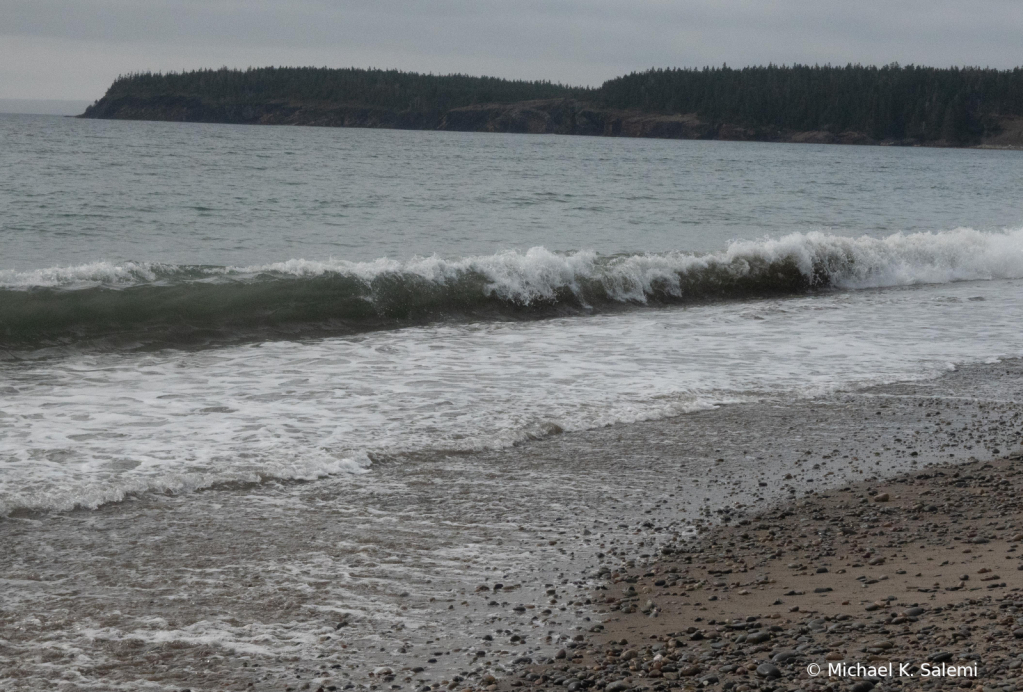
<box><xmin>80</xmin><ymin>65</ymin><xmax>1023</xmax><ymax>148</ymax></box>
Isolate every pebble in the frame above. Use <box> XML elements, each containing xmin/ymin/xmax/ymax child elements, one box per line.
<box><xmin>493</xmin><ymin>456</ymin><xmax>1023</xmax><ymax>692</ymax></box>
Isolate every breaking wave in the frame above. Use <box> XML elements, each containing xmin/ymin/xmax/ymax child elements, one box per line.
<box><xmin>2</xmin><ymin>227</ymin><xmax>1021</xmax><ymax>350</ymax></box>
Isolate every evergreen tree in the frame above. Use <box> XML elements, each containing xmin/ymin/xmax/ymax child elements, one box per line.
<box><xmin>86</xmin><ymin>64</ymin><xmax>1023</xmax><ymax>144</ymax></box>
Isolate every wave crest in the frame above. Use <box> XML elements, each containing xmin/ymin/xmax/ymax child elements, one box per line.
<box><xmin>2</xmin><ymin>228</ymin><xmax>1021</xmax><ymax>350</ymax></box>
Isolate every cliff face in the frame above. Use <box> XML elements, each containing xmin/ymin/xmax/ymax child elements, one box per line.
<box><xmin>80</xmin><ymin>96</ymin><xmax>1023</xmax><ymax>148</ymax></box>
<box><xmin>81</xmin><ymin>95</ymin><xmax>717</xmax><ymax>137</ymax></box>
<box><xmin>78</xmin><ymin>95</ymin><xmax>811</xmax><ymax>141</ymax></box>
<box><xmin>436</xmin><ymin>100</ymin><xmax>720</xmax><ymax>139</ymax></box>
<box><xmin>81</xmin><ymin>94</ymin><xmax>445</xmax><ymax>129</ymax></box>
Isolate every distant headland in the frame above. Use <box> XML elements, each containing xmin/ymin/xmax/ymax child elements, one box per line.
<box><xmin>80</xmin><ymin>65</ymin><xmax>1023</xmax><ymax>148</ymax></box>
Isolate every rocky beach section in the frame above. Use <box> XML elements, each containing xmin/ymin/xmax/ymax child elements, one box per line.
<box><xmin>490</xmin><ymin>454</ymin><xmax>1023</xmax><ymax>692</ymax></box>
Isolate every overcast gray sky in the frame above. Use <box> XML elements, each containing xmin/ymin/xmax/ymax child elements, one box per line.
<box><xmin>3</xmin><ymin>0</ymin><xmax>1023</xmax><ymax>102</ymax></box>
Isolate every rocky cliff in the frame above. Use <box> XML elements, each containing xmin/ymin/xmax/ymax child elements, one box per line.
<box><xmin>80</xmin><ymin>96</ymin><xmax>1023</xmax><ymax>148</ymax></box>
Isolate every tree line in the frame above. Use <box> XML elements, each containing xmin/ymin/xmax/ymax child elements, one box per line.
<box><xmin>99</xmin><ymin>67</ymin><xmax>588</xmax><ymax>114</ymax></box>
<box><xmin>96</xmin><ymin>64</ymin><xmax>1023</xmax><ymax>143</ymax></box>
<box><xmin>600</xmin><ymin>64</ymin><xmax>1023</xmax><ymax>143</ymax></box>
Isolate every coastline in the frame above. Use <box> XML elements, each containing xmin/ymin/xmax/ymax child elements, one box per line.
<box><xmin>76</xmin><ymin>97</ymin><xmax>1023</xmax><ymax>150</ymax></box>
<box><xmin>505</xmin><ymin>453</ymin><xmax>1023</xmax><ymax>692</ymax></box>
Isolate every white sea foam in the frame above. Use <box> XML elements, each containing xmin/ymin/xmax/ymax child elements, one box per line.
<box><xmin>0</xmin><ymin>448</ymin><xmax>370</xmax><ymax>515</ymax></box>
<box><xmin>0</xmin><ymin>261</ymin><xmax>162</xmax><ymax>288</ymax></box>
<box><xmin>2</xmin><ymin>269</ymin><xmax>1022</xmax><ymax>515</ymax></box>
<box><xmin>4</xmin><ymin>228</ymin><xmax>1023</xmax><ymax>303</ymax></box>
<box><xmin>735</xmin><ymin>227</ymin><xmax>1023</xmax><ymax>289</ymax></box>
<box><xmin>231</xmin><ymin>227</ymin><xmax>1023</xmax><ymax>298</ymax></box>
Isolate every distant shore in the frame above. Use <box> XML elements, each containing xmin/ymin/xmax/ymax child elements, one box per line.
<box><xmin>504</xmin><ymin>453</ymin><xmax>1023</xmax><ymax>692</ymax></box>
<box><xmin>78</xmin><ymin>65</ymin><xmax>1023</xmax><ymax>149</ymax></box>
<box><xmin>77</xmin><ymin>96</ymin><xmax>1023</xmax><ymax>149</ymax></box>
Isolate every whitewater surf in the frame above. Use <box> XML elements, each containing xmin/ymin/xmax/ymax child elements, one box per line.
<box><xmin>3</xmin><ymin>228</ymin><xmax>1021</xmax><ymax>351</ymax></box>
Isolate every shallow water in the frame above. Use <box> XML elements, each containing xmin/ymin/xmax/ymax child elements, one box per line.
<box><xmin>2</xmin><ymin>359</ymin><xmax>1020</xmax><ymax>690</ymax></box>
<box><xmin>3</xmin><ymin>276</ymin><xmax>1023</xmax><ymax>516</ymax></box>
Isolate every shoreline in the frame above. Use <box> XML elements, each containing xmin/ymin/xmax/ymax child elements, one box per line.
<box><xmin>2</xmin><ymin>358</ymin><xmax>1021</xmax><ymax>691</ymax></box>
<box><xmin>504</xmin><ymin>453</ymin><xmax>1023</xmax><ymax>692</ymax></box>
<box><xmin>77</xmin><ymin>99</ymin><xmax>1023</xmax><ymax>151</ymax></box>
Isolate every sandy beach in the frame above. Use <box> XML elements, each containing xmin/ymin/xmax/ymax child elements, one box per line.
<box><xmin>501</xmin><ymin>454</ymin><xmax>1023</xmax><ymax>692</ymax></box>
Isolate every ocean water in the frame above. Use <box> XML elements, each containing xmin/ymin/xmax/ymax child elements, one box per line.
<box><xmin>2</xmin><ymin>113</ymin><xmax>1023</xmax><ymax>690</ymax></box>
